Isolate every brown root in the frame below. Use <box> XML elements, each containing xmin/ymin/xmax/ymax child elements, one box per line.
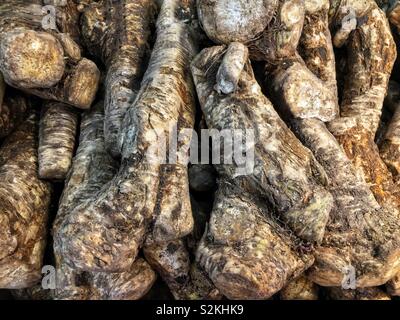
<box><xmin>0</xmin><ymin>112</ymin><xmax>52</xmax><ymax>289</ymax></box>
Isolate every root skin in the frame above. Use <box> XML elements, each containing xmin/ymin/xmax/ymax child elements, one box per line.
<box><xmin>0</xmin><ymin>112</ymin><xmax>52</xmax><ymax>289</ymax></box>
<box><xmin>38</xmin><ymin>102</ymin><xmax>78</xmax><ymax>180</ymax></box>
<box><xmin>81</xmin><ymin>0</ymin><xmax>157</xmax><ymax>157</ymax></box>
<box><xmin>54</xmin><ymin>0</ymin><xmax>197</xmax><ymax>273</ymax></box>
<box><xmin>215</xmin><ymin>42</ymin><xmax>248</xmax><ymax>95</ymax></box>
<box><xmin>192</xmin><ymin>45</ymin><xmax>333</xmax><ymax>244</ymax></box>
<box><xmin>53</xmin><ymin>103</ymin><xmax>156</xmax><ymax>300</ymax></box>
<box><xmin>196</xmin><ymin>183</ymin><xmax>314</xmax><ymax>300</ymax></box>
<box><xmin>292</xmin><ymin>119</ymin><xmax>400</xmax><ymax>287</ymax></box>
<box><xmin>0</xmin><ymin>1</ymin><xmax>100</xmax><ymax>109</ymax></box>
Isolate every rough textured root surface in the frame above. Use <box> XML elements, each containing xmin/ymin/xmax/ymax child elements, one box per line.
<box><xmin>54</xmin><ymin>0</ymin><xmax>197</xmax><ymax>273</ymax></box>
<box><xmin>380</xmin><ymin>82</ymin><xmax>400</xmax><ymax>178</ymax></box>
<box><xmin>143</xmin><ymin>239</ymin><xmax>221</xmax><ymax>300</ymax></box>
<box><xmin>249</xmin><ymin>0</ymin><xmax>305</xmax><ymax>61</ymax></box>
<box><xmin>143</xmin><ymin>184</ymin><xmax>219</xmax><ymax>300</ymax></box>
<box><xmin>280</xmin><ymin>276</ymin><xmax>319</xmax><ymax>300</ymax></box>
<box><xmin>191</xmin><ymin>45</ymin><xmax>333</xmax><ymax>244</ymax></box>
<box><xmin>0</xmin><ymin>1</ymin><xmax>100</xmax><ymax>109</ymax></box>
<box><xmin>53</xmin><ymin>103</ymin><xmax>156</xmax><ymax>300</ymax></box>
<box><xmin>215</xmin><ymin>42</ymin><xmax>248</xmax><ymax>95</ymax></box>
<box><xmin>146</xmin><ymin>163</ymin><xmax>194</xmax><ymax>245</ymax></box>
<box><xmin>56</xmin><ymin>257</ymin><xmax>156</xmax><ymax>300</ymax></box>
<box><xmin>21</xmin><ymin>58</ymin><xmax>100</xmax><ymax>110</ymax></box>
<box><xmin>38</xmin><ymin>102</ymin><xmax>78</xmax><ymax>180</ymax></box>
<box><xmin>327</xmin><ymin>287</ymin><xmax>391</xmax><ymax>300</ymax></box>
<box><xmin>197</xmin><ymin>0</ymin><xmax>279</xmax><ymax>44</ymax></box>
<box><xmin>268</xmin><ymin>55</ymin><xmax>339</xmax><ymax>122</ymax></box>
<box><xmin>265</xmin><ymin>0</ymin><xmax>400</xmax><ymax>287</ymax></box>
<box><xmin>327</xmin><ymin>1</ymin><xmax>399</xmax><ymax>208</ymax></box>
<box><xmin>81</xmin><ymin>0</ymin><xmax>156</xmax><ymax>158</ymax></box>
<box><xmin>144</xmin><ymin>240</ymin><xmax>191</xmax><ymax>299</ymax></box>
<box><xmin>267</xmin><ymin>0</ymin><xmax>340</xmax><ymax>165</ymax></box>
<box><xmin>300</xmin><ymin>0</ymin><xmax>338</xmax><ymax>100</ymax></box>
<box><xmin>379</xmin><ymin>81</ymin><xmax>400</xmax><ymax>296</ymax></box>
<box><xmin>0</xmin><ymin>112</ymin><xmax>52</xmax><ymax>289</ymax></box>
<box><xmin>0</xmin><ymin>89</ymin><xmax>29</xmax><ymax>139</ymax></box>
<box><xmin>333</xmin><ymin>127</ymin><xmax>400</xmax><ymax>209</ymax></box>
<box><xmin>196</xmin><ymin>182</ymin><xmax>314</xmax><ymax>300</ymax></box>
<box><xmin>291</xmin><ymin>119</ymin><xmax>400</xmax><ymax>287</ymax></box>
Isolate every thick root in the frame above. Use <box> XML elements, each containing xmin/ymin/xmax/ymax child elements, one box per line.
<box><xmin>300</xmin><ymin>0</ymin><xmax>338</xmax><ymax>98</ymax></box>
<box><xmin>292</xmin><ymin>119</ymin><xmax>400</xmax><ymax>287</ymax></box>
<box><xmin>0</xmin><ymin>1</ymin><xmax>100</xmax><ymax>109</ymax></box>
<box><xmin>192</xmin><ymin>45</ymin><xmax>333</xmax><ymax>244</ymax></box>
<box><xmin>38</xmin><ymin>102</ymin><xmax>78</xmax><ymax>180</ymax></box>
<box><xmin>144</xmin><ymin>240</ymin><xmax>191</xmax><ymax>300</ymax></box>
<box><xmin>0</xmin><ymin>112</ymin><xmax>52</xmax><ymax>289</ymax></box>
<box><xmin>81</xmin><ymin>0</ymin><xmax>156</xmax><ymax>157</ymax></box>
<box><xmin>196</xmin><ymin>0</ymin><xmax>279</xmax><ymax>44</ymax></box>
<box><xmin>380</xmin><ymin>107</ymin><xmax>400</xmax><ymax>178</ymax></box>
<box><xmin>53</xmin><ymin>103</ymin><xmax>156</xmax><ymax>300</ymax></box>
<box><xmin>328</xmin><ymin>0</ymin><xmax>399</xmax><ymax>209</ymax></box>
<box><xmin>215</xmin><ymin>42</ymin><xmax>248</xmax><ymax>94</ymax></box>
<box><xmin>268</xmin><ymin>55</ymin><xmax>339</xmax><ymax>122</ymax></box>
<box><xmin>196</xmin><ymin>183</ymin><xmax>314</xmax><ymax>300</ymax></box>
<box><xmin>54</xmin><ymin>0</ymin><xmax>197</xmax><ymax>273</ymax></box>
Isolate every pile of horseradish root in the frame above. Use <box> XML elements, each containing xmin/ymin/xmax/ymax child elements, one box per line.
<box><xmin>2</xmin><ymin>0</ymin><xmax>400</xmax><ymax>300</ymax></box>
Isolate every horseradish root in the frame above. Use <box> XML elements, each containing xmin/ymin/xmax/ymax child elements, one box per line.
<box><xmin>327</xmin><ymin>287</ymin><xmax>391</xmax><ymax>300</ymax></box>
<box><xmin>195</xmin><ymin>182</ymin><xmax>314</xmax><ymax>300</ymax></box>
<box><xmin>292</xmin><ymin>119</ymin><xmax>400</xmax><ymax>287</ymax></box>
<box><xmin>81</xmin><ymin>0</ymin><xmax>156</xmax><ymax>157</ymax></box>
<box><xmin>196</xmin><ymin>0</ymin><xmax>279</xmax><ymax>45</ymax></box>
<box><xmin>2</xmin><ymin>0</ymin><xmax>400</xmax><ymax>301</ymax></box>
<box><xmin>0</xmin><ymin>1</ymin><xmax>100</xmax><ymax>109</ymax></box>
<box><xmin>53</xmin><ymin>103</ymin><xmax>156</xmax><ymax>300</ymax></box>
<box><xmin>38</xmin><ymin>102</ymin><xmax>78</xmax><ymax>180</ymax></box>
<box><xmin>0</xmin><ymin>112</ymin><xmax>52</xmax><ymax>289</ymax></box>
<box><xmin>54</xmin><ymin>0</ymin><xmax>197</xmax><ymax>273</ymax></box>
<box><xmin>192</xmin><ymin>45</ymin><xmax>333</xmax><ymax>244</ymax></box>
<box><xmin>265</xmin><ymin>0</ymin><xmax>400</xmax><ymax>288</ymax></box>
<box><xmin>191</xmin><ymin>46</ymin><xmax>334</xmax><ymax>299</ymax></box>
<box><xmin>328</xmin><ymin>0</ymin><xmax>400</xmax><ymax>208</ymax></box>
